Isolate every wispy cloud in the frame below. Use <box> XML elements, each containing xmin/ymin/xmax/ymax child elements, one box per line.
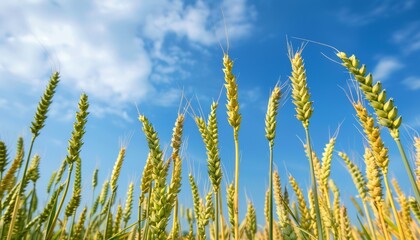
<box><xmin>337</xmin><ymin>0</ymin><xmax>415</xmax><ymax>26</ymax></box>
<box><xmin>406</xmin><ymin>114</ymin><xmax>420</xmax><ymax>129</ymax></box>
<box><xmin>403</xmin><ymin>76</ymin><xmax>420</xmax><ymax>90</ymax></box>
<box><xmin>0</xmin><ymin>0</ymin><xmax>256</xmax><ymax>120</ymax></box>
<box><xmin>0</xmin><ymin>98</ymin><xmax>6</xmax><ymax>109</ymax></box>
<box><xmin>393</xmin><ymin>21</ymin><xmax>420</xmax><ymax>54</ymax></box>
<box><xmin>372</xmin><ymin>57</ymin><xmax>403</xmax><ymax>81</ymax></box>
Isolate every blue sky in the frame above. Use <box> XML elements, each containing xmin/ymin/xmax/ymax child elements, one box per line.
<box><xmin>1</xmin><ymin>0</ymin><xmax>420</xmax><ymax>226</ymax></box>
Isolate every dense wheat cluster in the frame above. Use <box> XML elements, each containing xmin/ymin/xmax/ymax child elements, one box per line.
<box><xmin>0</xmin><ymin>46</ymin><xmax>419</xmax><ymax>240</ymax></box>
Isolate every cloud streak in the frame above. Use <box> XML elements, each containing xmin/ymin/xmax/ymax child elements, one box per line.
<box><xmin>393</xmin><ymin>21</ymin><xmax>420</xmax><ymax>54</ymax></box>
<box><xmin>372</xmin><ymin>57</ymin><xmax>403</xmax><ymax>81</ymax></box>
<box><xmin>403</xmin><ymin>76</ymin><xmax>420</xmax><ymax>91</ymax></box>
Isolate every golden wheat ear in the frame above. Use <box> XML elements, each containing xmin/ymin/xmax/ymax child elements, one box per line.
<box><xmin>223</xmin><ymin>53</ymin><xmax>241</xmax><ymax>133</ymax></box>
<box><xmin>288</xmin><ymin>48</ymin><xmax>313</xmax><ymax>128</ymax></box>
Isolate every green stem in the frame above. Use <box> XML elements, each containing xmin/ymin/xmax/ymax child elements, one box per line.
<box><xmin>383</xmin><ymin>173</ymin><xmax>405</xmax><ymax>239</ymax></box>
<box><xmin>376</xmin><ymin>203</ymin><xmax>391</xmax><ymax>240</ymax></box>
<box><xmin>269</xmin><ymin>143</ymin><xmax>274</xmax><ymax>240</ymax></box>
<box><xmin>218</xmin><ymin>189</ymin><xmax>225</xmax><ymax>240</ymax></box>
<box><xmin>7</xmin><ymin>135</ymin><xmax>36</xmax><ymax>240</ymax></box>
<box><xmin>0</xmin><ymin>221</ymin><xmax>4</xmax><ymax>240</ymax></box>
<box><xmin>137</xmin><ymin>197</ymin><xmax>142</xmax><ymax>240</ymax></box>
<box><xmin>142</xmin><ymin>187</ymin><xmax>153</xmax><ymax>240</ymax></box>
<box><xmin>46</xmin><ymin>162</ymin><xmax>74</xmax><ymax>239</ymax></box>
<box><xmin>171</xmin><ymin>198</ymin><xmax>179</xmax><ymax>239</ymax></box>
<box><xmin>233</xmin><ymin>131</ymin><xmax>239</xmax><ymax>240</ymax></box>
<box><xmin>215</xmin><ymin>190</ymin><xmax>219</xmax><ymax>240</ymax></box>
<box><xmin>68</xmin><ymin>212</ymin><xmax>77</xmax><ymax>240</ymax></box>
<box><xmin>362</xmin><ymin>200</ymin><xmax>377</xmax><ymax>240</ymax></box>
<box><xmin>59</xmin><ymin>216</ymin><xmax>68</xmax><ymax>240</ymax></box>
<box><xmin>394</xmin><ymin>137</ymin><xmax>420</xmax><ymax>203</ymax></box>
<box><xmin>104</xmin><ymin>190</ymin><xmax>117</xmax><ymax>239</ymax></box>
<box><xmin>0</xmin><ymin>172</ymin><xmax>3</xmax><ymax>214</ymax></box>
<box><xmin>304</xmin><ymin>127</ymin><xmax>323</xmax><ymax>240</ymax></box>
<box><xmin>27</xmin><ymin>184</ymin><xmax>37</xmax><ymax>224</ymax></box>
<box><xmin>84</xmin><ymin>187</ymin><xmax>97</xmax><ymax>240</ymax></box>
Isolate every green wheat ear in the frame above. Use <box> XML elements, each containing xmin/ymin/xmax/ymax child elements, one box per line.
<box><xmin>123</xmin><ymin>182</ymin><xmax>134</xmax><ymax>226</ymax></box>
<box><xmin>26</xmin><ymin>154</ymin><xmax>40</xmax><ymax>183</ymax></box>
<box><xmin>0</xmin><ymin>141</ymin><xmax>8</xmax><ymax>174</ymax></box>
<box><xmin>72</xmin><ymin>207</ymin><xmax>87</xmax><ymax>240</ymax></box>
<box><xmin>92</xmin><ymin>168</ymin><xmax>98</xmax><ymax>189</ymax></box>
<box><xmin>265</xmin><ymin>86</ymin><xmax>281</xmax><ymax>144</ymax></box>
<box><xmin>65</xmin><ymin>157</ymin><xmax>82</xmax><ymax>217</ymax></box>
<box><xmin>30</xmin><ymin>71</ymin><xmax>60</xmax><ymax>137</ymax></box>
<box><xmin>336</xmin><ymin>52</ymin><xmax>401</xmax><ymax>137</ymax></box>
<box><xmin>66</xmin><ymin>93</ymin><xmax>89</xmax><ymax>164</ymax></box>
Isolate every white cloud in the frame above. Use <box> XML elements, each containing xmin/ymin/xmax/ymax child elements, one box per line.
<box><xmin>372</xmin><ymin>57</ymin><xmax>403</xmax><ymax>81</ymax></box>
<box><xmin>393</xmin><ymin>21</ymin><xmax>420</xmax><ymax>54</ymax></box>
<box><xmin>403</xmin><ymin>76</ymin><xmax>420</xmax><ymax>90</ymax></box>
<box><xmin>0</xmin><ymin>0</ymin><xmax>256</xmax><ymax>120</ymax></box>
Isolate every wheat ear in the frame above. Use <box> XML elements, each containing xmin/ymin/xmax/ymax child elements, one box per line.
<box><xmin>415</xmin><ymin>137</ymin><xmax>420</xmax><ymax>185</ymax></box>
<box><xmin>339</xmin><ymin>206</ymin><xmax>352</xmax><ymax>240</ymax></box>
<box><xmin>364</xmin><ymin>148</ymin><xmax>391</xmax><ymax>240</ymax></box>
<box><xmin>0</xmin><ymin>141</ymin><xmax>8</xmax><ymax>178</ymax></box>
<box><xmin>354</xmin><ymin>102</ymin><xmax>390</xmax><ymax>173</ymax></box>
<box><xmin>223</xmin><ymin>52</ymin><xmax>241</xmax><ymax>240</ymax></box>
<box><xmin>46</xmin><ymin>93</ymin><xmax>89</xmax><ymax>240</ymax></box>
<box><xmin>71</xmin><ymin>206</ymin><xmax>87</xmax><ymax>240</ymax></box>
<box><xmin>338</xmin><ymin>151</ymin><xmax>378</xmax><ymax>239</ymax></box>
<box><xmin>265</xmin><ymin>86</ymin><xmax>281</xmax><ymax>240</ymax></box>
<box><xmin>6</xmin><ymin>72</ymin><xmax>59</xmax><ymax>240</ymax></box>
<box><xmin>139</xmin><ymin>115</ymin><xmax>173</xmax><ymax>239</ymax></box>
<box><xmin>288</xmin><ymin>46</ymin><xmax>323</xmax><ymax>239</ymax></box>
<box><xmin>169</xmin><ymin>114</ymin><xmax>185</xmax><ymax>239</ymax></box>
<box><xmin>123</xmin><ymin>182</ymin><xmax>134</xmax><ymax>228</ymax></box>
<box><xmin>392</xmin><ymin>178</ymin><xmax>414</xmax><ymax>239</ymax></box>
<box><xmin>227</xmin><ymin>182</ymin><xmax>235</xmax><ymax>238</ymax></box>
<box><xmin>289</xmin><ymin>175</ymin><xmax>311</xmax><ymax>234</ymax></box>
<box><xmin>337</xmin><ymin>52</ymin><xmax>420</xmax><ymax>205</ymax></box>
<box><xmin>245</xmin><ymin>201</ymin><xmax>257</xmax><ymax>240</ymax></box>
<box><xmin>0</xmin><ymin>138</ymin><xmax>24</xmax><ymax>198</ymax></box>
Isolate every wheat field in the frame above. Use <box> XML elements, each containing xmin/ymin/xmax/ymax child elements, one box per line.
<box><xmin>0</xmin><ymin>47</ymin><xmax>419</xmax><ymax>240</ymax></box>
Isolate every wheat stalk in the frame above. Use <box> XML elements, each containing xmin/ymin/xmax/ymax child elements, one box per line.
<box><xmin>265</xmin><ymin>86</ymin><xmax>281</xmax><ymax>240</ymax></box>
<box><xmin>223</xmin><ymin>52</ymin><xmax>242</xmax><ymax>240</ymax></box>
<box><xmin>288</xmin><ymin>46</ymin><xmax>323</xmax><ymax>239</ymax></box>
<box><xmin>45</xmin><ymin>93</ymin><xmax>89</xmax><ymax>240</ymax></box>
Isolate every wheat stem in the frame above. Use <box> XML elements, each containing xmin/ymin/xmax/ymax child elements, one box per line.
<box><xmin>383</xmin><ymin>173</ymin><xmax>405</xmax><ymax>239</ymax></box>
<box><xmin>6</xmin><ymin>136</ymin><xmax>32</xmax><ymax>240</ymax></box>
<box><xmin>269</xmin><ymin>144</ymin><xmax>274</xmax><ymax>240</ymax></box>
<box><xmin>394</xmin><ymin>138</ymin><xmax>420</xmax><ymax>204</ymax></box>
<box><xmin>234</xmin><ymin>134</ymin><xmax>239</xmax><ymax>240</ymax></box>
<box><xmin>305</xmin><ymin>127</ymin><xmax>323</xmax><ymax>240</ymax></box>
<box><xmin>46</xmin><ymin>162</ymin><xmax>74</xmax><ymax>239</ymax></box>
<box><xmin>218</xmin><ymin>189</ymin><xmax>226</xmax><ymax>240</ymax></box>
<box><xmin>362</xmin><ymin>200</ymin><xmax>377</xmax><ymax>240</ymax></box>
